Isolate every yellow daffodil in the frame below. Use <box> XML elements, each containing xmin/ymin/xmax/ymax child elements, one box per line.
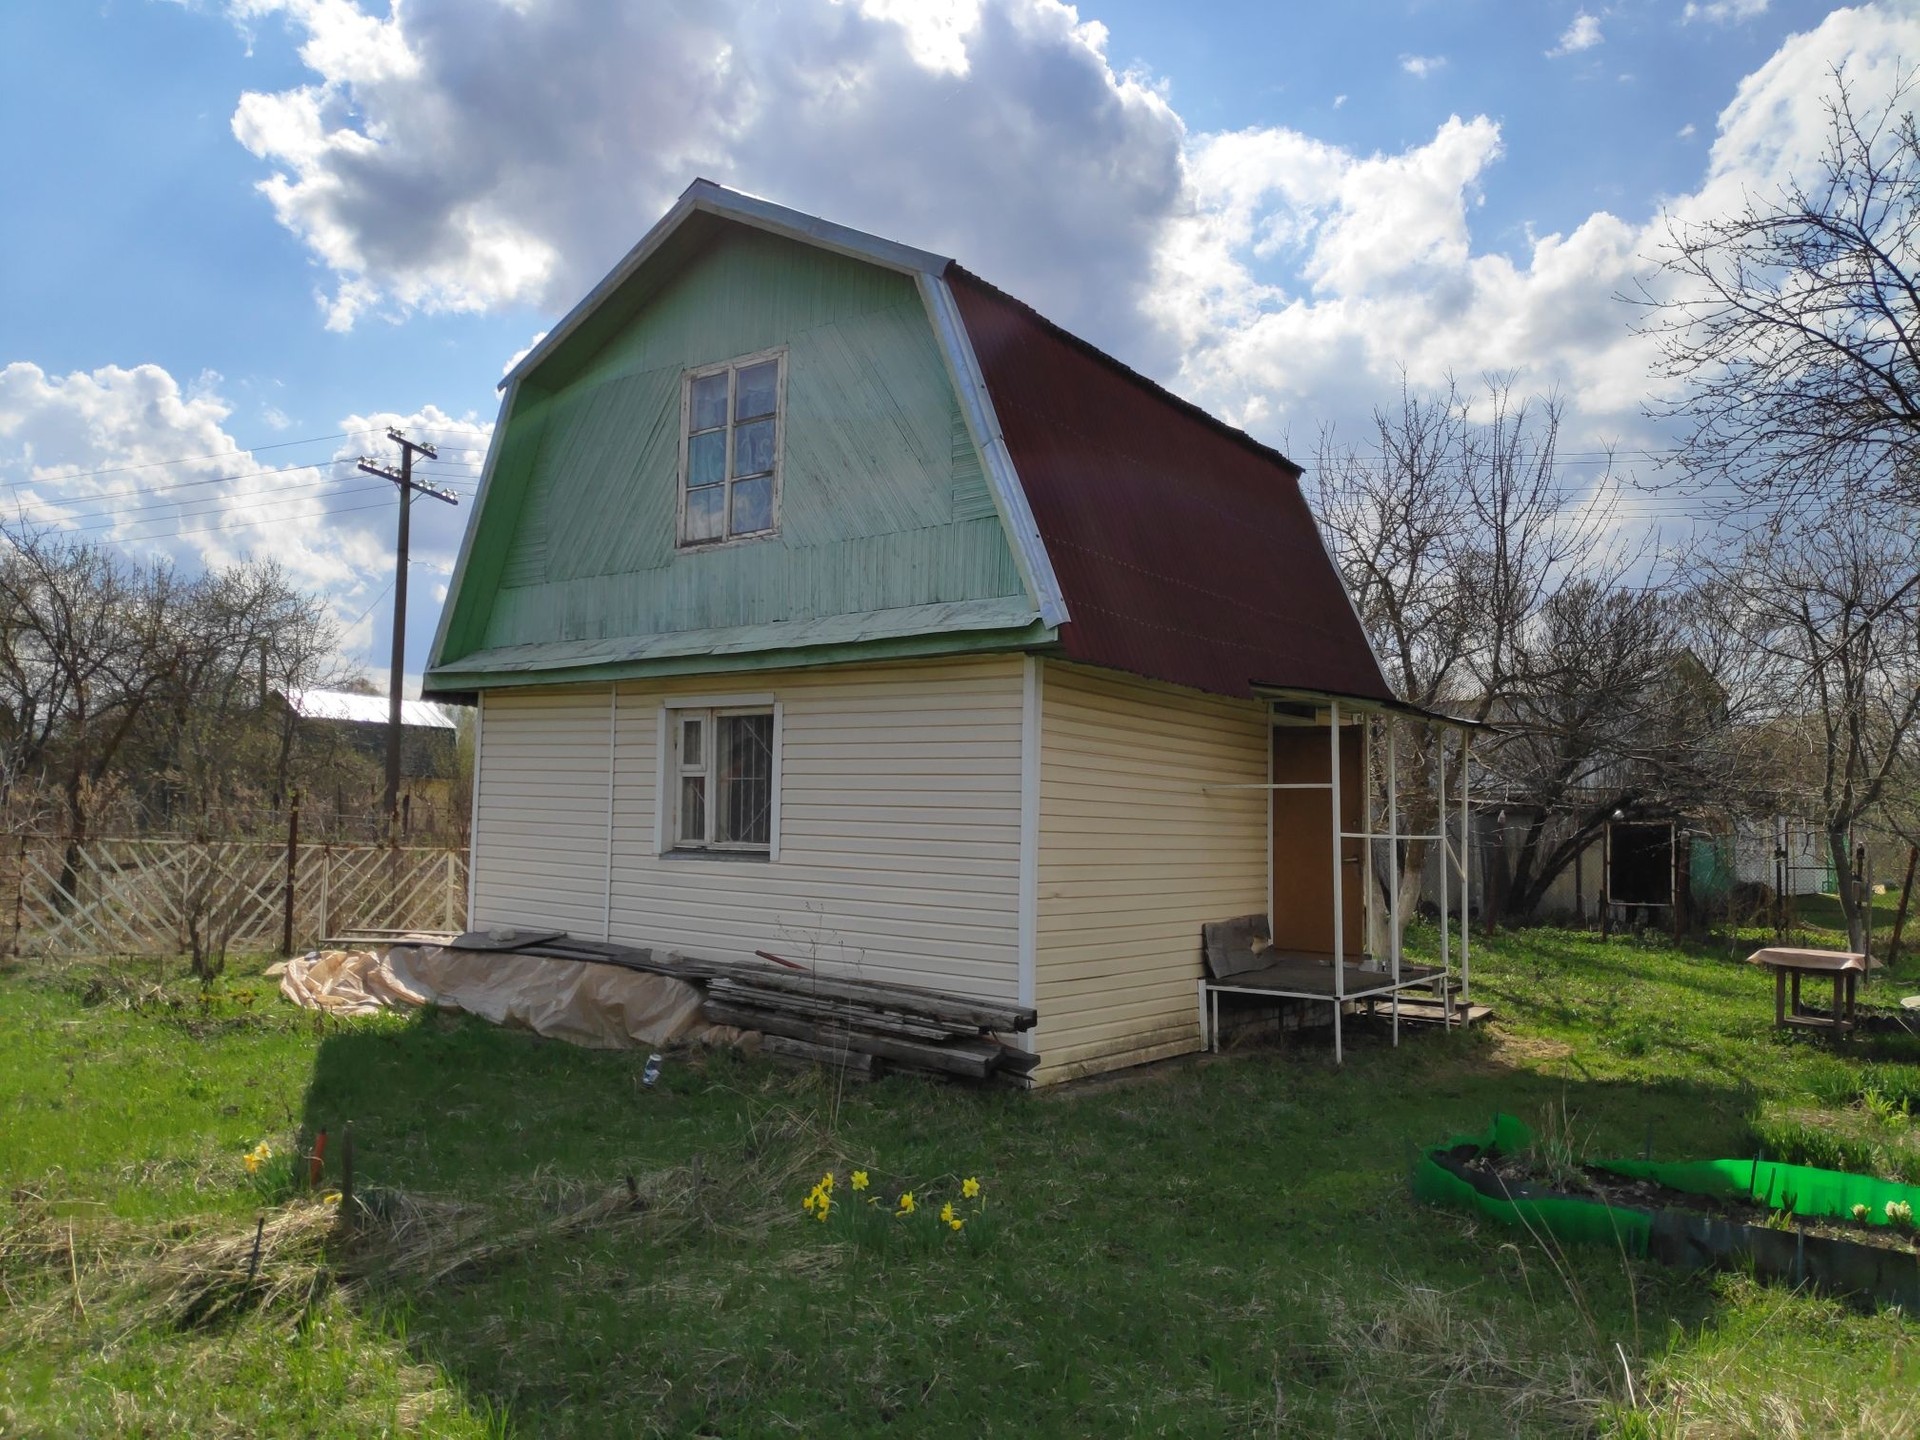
<box><xmin>961</xmin><ymin>1177</ymin><xmax>981</xmax><ymax>1199</ymax></box>
<box><xmin>803</xmin><ymin>1191</ymin><xmax>818</xmax><ymax>1213</ymax></box>
<box><xmin>243</xmin><ymin>1152</ymin><xmax>262</xmax><ymax>1175</ymax></box>
<box><xmin>820</xmin><ymin>1172</ymin><xmax>835</xmax><ymax>1193</ymax></box>
<box><xmin>948</xmin><ymin>1218</ymin><xmax>964</xmax><ymax>1233</ymax></box>
<box><xmin>896</xmin><ymin>1191</ymin><xmax>916</xmax><ymax>1216</ymax></box>
<box><xmin>816</xmin><ymin>1200</ymin><xmax>831</xmax><ymax>1223</ymax></box>
<box><xmin>851</xmin><ymin>1170</ymin><xmax>869</xmax><ymax>1192</ymax></box>
<box><xmin>939</xmin><ymin>1201</ymin><xmax>956</xmax><ymax>1225</ymax></box>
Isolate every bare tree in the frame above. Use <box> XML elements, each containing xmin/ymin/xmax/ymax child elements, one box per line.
<box><xmin>1707</xmin><ymin>496</ymin><xmax>1920</xmax><ymax>950</ymax></box>
<box><xmin>1314</xmin><ymin>374</ymin><xmax>1627</xmax><ymax>919</ymax></box>
<box><xmin>1641</xmin><ymin>65</ymin><xmax>1920</xmax><ymax>508</ymax></box>
<box><xmin>0</xmin><ymin>530</ymin><xmax>196</xmax><ymax>903</ymax></box>
<box><xmin>140</xmin><ymin>559</ymin><xmax>344</xmax><ymax>829</ymax></box>
<box><xmin>0</xmin><ymin>529</ymin><xmax>347</xmax><ymax>915</ymax></box>
<box><xmin>1480</xmin><ymin>581</ymin><xmax>1734</xmax><ymax>922</ymax></box>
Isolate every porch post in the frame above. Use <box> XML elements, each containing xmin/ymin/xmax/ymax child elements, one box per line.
<box><xmin>1437</xmin><ymin>732</ymin><xmax>1450</xmax><ymax>985</ymax></box>
<box><xmin>1460</xmin><ymin>731</ymin><xmax>1472</xmax><ymax>1004</ymax></box>
<box><xmin>1387</xmin><ymin>718</ymin><xmax>1400</xmax><ymax>1047</ymax></box>
<box><xmin>1330</xmin><ymin>700</ymin><xmax>1344</xmax><ymax>1066</ymax></box>
<box><xmin>1361</xmin><ymin>713</ymin><xmax>1375</xmax><ymax>965</ymax></box>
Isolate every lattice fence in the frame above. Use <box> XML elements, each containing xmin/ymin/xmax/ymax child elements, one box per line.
<box><xmin>1</xmin><ymin>834</ymin><xmax>467</xmax><ymax>959</ymax></box>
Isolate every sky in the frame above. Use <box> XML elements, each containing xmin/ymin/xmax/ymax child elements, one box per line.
<box><xmin>2</xmin><ymin>0</ymin><xmax>1915</xmax><ymax>690</ymax></box>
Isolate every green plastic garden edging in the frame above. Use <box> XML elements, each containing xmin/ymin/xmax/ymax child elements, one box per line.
<box><xmin>1413</xmin><ymin>1114</ymin><xmax>1920</xmax><ymax>1309</ymax></box>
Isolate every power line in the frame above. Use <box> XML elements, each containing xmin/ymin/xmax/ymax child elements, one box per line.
<box><xmin>1</xmin><ymin>449</ymin><xmax>481</xmax><ymax>502</ymax></box>
<box><xmin>0</xmin><ymin>428</ymin><xmax>492</xmax><ymax>490</ymax></box>
<box><xmin>19</xmin><ymin>467</ymin><xmax>474</xmax><ymax>534</ymax></box>
<box><xmin>45</xmin><ymin>483</ymin><xmax>395</xmax><ymax>538</ymax></box>
<box><xmin>342</xmin><ymin>575</ymin><xmax>398</xmax><ymax>631</ymax></box>
<box><xmin>0</xmin><ymin>431</ymin><xmax>359</xmax><ymax>484</ymax></box>
<box><xmin>41</xmin><ymin>494</ymin><xmax>407</xmax><ymax>544</ymax></box>
<box><xmin>9</xmin><ymin>463</ymin><xmax>453</xmax><ymax>518</ymax></box>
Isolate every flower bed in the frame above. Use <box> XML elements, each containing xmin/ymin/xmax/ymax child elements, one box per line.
<box><xmin>1414</xmin><ymin>1114</ymin><xmax>1920</xmax><ymax>1310</ymax></box>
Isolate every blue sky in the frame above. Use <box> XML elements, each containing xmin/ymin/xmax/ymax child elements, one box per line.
<box><xmin>0</xmin><ymin>1</ymin><xmax>1905</xmax><ymax>685</ymax></box>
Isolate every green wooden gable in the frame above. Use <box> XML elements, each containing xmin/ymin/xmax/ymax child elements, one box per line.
<box><xmin>427</xmin><ymin>215</ymin><xmax>1050</xmax><ymax>694</ymax></box>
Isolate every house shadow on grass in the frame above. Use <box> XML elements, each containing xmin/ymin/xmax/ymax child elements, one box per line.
<box><xmin>289</xmin><ymin>1005</ymin><xmax>1789</xmax><ymax>1437</ymax></box>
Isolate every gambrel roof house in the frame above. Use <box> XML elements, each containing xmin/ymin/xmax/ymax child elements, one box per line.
<box><xmin>427</xmin><ymin>180</ymin><xmax>1403</xmax><ymax>1084</ymax></box>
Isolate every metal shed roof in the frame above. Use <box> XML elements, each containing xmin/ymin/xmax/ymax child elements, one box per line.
<box><xmin>287</xmin><ymin>689</ymin><xmax>459</xmax><ymax>730</ymax></box>
<box><xmin>946</xmin><ymin>268</ymin><xmax>1394</xmax><ymax>703</ymax></box>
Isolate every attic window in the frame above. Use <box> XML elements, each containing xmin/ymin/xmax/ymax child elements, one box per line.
<box><xmin>679</xmin><ymin>350</ymin><xmax>784</xmax><ymax>546</ymax></box>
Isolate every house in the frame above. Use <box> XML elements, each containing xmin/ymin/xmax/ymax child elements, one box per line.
<box><xmin>426</xmin><ymin>180</ymin><xmax>1442</xmax><ymax>1083</ymax></box>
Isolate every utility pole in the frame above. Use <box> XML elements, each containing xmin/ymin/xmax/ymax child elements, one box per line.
<box><xmin>357</xmin><ymin>429</ymin><xmax>459</xmax><ymax>834</ymax></box>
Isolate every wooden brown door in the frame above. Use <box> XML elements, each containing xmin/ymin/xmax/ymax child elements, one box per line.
<box><xmin>1270</xmin><ymin>722</ymin><xmax>1364</xmax><ymax>958</ymax></box>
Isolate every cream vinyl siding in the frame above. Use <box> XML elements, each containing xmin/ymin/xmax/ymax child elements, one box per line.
<box><xmin>1033</xmin><ymin>662</ymin><xmax>1269</xmax><ymax>1082</ymax></box>
<box><xmin>471</xmin><ymin>657</ymin><xmax>1024</xmax><ymax>1001</ymax></box>
<box><xmin>470</xmin><ymin>687</ymin><xmax>615</xmax><ymax>939</ymax></box>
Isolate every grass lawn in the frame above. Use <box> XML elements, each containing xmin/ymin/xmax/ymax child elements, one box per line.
<box><xmin>5</xmin><ymin>911</ymin><xmax>1920</xmax><ymax>1438</ymax></box>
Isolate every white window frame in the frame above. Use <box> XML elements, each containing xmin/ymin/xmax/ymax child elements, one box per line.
<box><xmin>675</xmin><ymin>347</ymin><xmax>787</xmax><ymax>550</ymax></box>
<box><xmin>654</xmin><ymin>694</ymin><xmax>782</xmax><ymax>860</ymax></box>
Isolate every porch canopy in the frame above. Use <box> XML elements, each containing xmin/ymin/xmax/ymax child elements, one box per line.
<box><xmin>1201</xmin><ymin>686</ymin><xmax>1486</xmax><ymax>1064</ymax></box>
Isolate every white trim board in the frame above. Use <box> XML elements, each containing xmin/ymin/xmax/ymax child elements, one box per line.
<box><xmin>1015</xmin><ymin>655</ymin><xmax>1041</xmax><ymax>1050</ymax></box>
<box><xmin>919</xmin><ymin>272</ymin><xmax>1068</xmax><ymax>630</ymax></box>
<box><xmin>466</xmin><ymin>692</ymin><xmax>484</xmax><ymax>926</ymax></box>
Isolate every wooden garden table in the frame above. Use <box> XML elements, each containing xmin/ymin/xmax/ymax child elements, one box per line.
<box><xmin>1746</xmin><ymin>947</ymin><xmax>1867</xmax><ymax>1036</ymax></box>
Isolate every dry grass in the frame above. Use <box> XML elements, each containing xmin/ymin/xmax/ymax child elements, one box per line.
<box><xmin>1</xmin><ymin>1107</ymin><xmax>830</xmax><ymax>1352</ymax></box>
<box><xmin>1306</xmin><ymin>1274</ymin><xmax>1617</xmax><ymax>1436</ymax></box>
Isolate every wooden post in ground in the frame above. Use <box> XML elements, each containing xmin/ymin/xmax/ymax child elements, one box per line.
<box><xmin>8</xmin><ymin>833</ymin><xmax>23</xmax><ymax>956</ymax></box>
<box><xmin>1886</xmin><ymin>845</ymin><xmax>1917</xmax><ymax>969</ymax></box>
<box><xmin>340</xmin><ymin>1122</ymin><xmax>355</xmax><ymax>1223</ymax></box>
<box><xmin>281</xmin><ymin>790</ymin><xmax>300</xmax><ymax>958</ymax></box>
<box><xmin>1855</xmin><ymin>842</ymin><xmax>1871</xmax><ymax>967</ymax></box>
<box><xmin>1601</xmin><ymin>824</ymin><xmax>1613</xmax><ymax>940</ymax></box>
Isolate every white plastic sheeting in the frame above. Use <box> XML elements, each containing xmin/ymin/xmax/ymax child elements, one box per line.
<box><xmin>271</xmin><ymin>945</ymin><xmax>741</xmax><ymax>1050</ymax></box>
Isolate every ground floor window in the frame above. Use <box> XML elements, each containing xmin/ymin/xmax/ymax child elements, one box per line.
<box><xmin>669</xmin><ymin>706</ymin><xmax>776</xmax><ymax>853</ymax></box>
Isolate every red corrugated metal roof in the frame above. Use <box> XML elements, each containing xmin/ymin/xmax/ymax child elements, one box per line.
<box><xmin>947</xmin><ymin>267</ymin><xmax>1394</xmax><ymax>704</ymax></box>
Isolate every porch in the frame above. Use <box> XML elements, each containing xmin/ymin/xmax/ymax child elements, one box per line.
<box><xmin>1200</xmin><ymin>691</ymin><xmax>1487</xmax><ymax>1062</ymax></box>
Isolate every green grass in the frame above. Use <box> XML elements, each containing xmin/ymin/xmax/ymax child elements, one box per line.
<box><xmin>4</xmin><ymin>917</ymin><xmax>1920</xmax><ymax>1437</ymax></box>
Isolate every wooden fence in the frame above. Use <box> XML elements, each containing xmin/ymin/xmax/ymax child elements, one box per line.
<box><xmin>1</xmin><ymin>833</ymin><xmax>467</xmax><ymax>959</ymax></box>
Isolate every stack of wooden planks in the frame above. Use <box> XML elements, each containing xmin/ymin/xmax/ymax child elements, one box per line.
<box><xmin>443</xmin><ymin>929</ymin><xmax>1039</xmax><ymax>1082</ymax></box>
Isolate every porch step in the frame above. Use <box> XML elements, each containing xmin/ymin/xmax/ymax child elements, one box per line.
<box><xmin>1365</xmin><ymin>997</ymin><xmax>1494</xmax><ymax>1029</ymax></box>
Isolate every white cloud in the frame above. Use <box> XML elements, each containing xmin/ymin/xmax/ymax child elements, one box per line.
<box><xmin>1684</xmin><ymin>0</ymin><xmax>1768</xmax><ymax>22</ymax></box>
<box><xmin>1550</xmin><ymin>13</ymin><xmax>1604</xmax><ymax>57</ymax></box>
<box><xmin>1149</xmin><ymin>6</ymin><xmax>1920</xmax><ymax>468</ymax></box>
<box><xmin>224</xmin><ymin>0</ymin><xmax>1184</xmax><ymax>356</ymax></box>
<box><xmin>1677</xmin><ymin>122</ymin><xmax>1698</xmax><ymax>139</ymax></box>
<box><xmin>1400</xmin><ymin>54</ymin><xmax>1447</xmax><ymax>78</ymax></box>
<box><xmin>503</xmin><ymin>330</ymin><xmax>549</xmax><ymax>379</ymax></box>
<box><xmin>847</xmin><ymin>0</ymin><xmax>984</xmax><ymax>75</ymax></box>
<box><xmin>0</xmin><ymin>361</ymin><xmax>490</xmax><ymax>663</ymax></box>
<box><xmin>200</xmin><ymin>0</ymin><xmax>1920</xmax><ymax>505</ymax></box>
